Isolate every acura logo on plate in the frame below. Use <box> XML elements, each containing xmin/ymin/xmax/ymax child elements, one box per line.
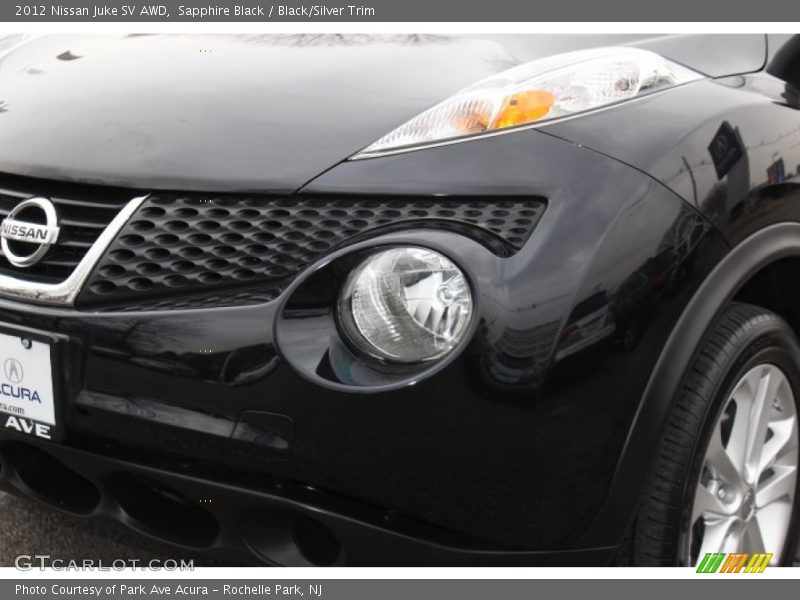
<box><xmin>4</xmin><ymin>357</ymin><xmax>24</xmax><ymax>384</ymax></box>
<box><xmin>0</xmin><ymin>196</ymin><xmax>60</xmax><ymax>268</ymax></box>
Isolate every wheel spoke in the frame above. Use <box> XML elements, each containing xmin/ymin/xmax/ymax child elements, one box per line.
<box><xmin>742</xmin><ymin>519</ymin><xmax>766</xmax><ymax>553</ymax></box>
<box><xmin>697</xmin><ymin>517</ymin><xmax>739</xmax><ymax>555</ymax></box>
<box><xmin>727</xmin><ymin>372</ymin><xmax>757</xmax><ymax>469</ymax></box>
<box><xmin>758</xmin><ymin>418</ymin><xmax>798</xmax><ymax>475</ymax></box>
<box><xmin>744</xmin><ymin>368</ymin><xmax>779</xmax><ymax>483</ymax></box>
<box><xmin>705</xmin><ymin>425</ymin><xmax>744</xmax><ymax>487</ymax></box>
<box><xmin>756</xmin><ymin>465</ymin><xmax>797</xmax><ymax>508</ymax></box>
<box><xmin>692</xmin><ymin>480</ymin><xmax>734</xmax><ymax>522</ymax></box>
<box><xmin>754</xmin><ymin>501</ymin><xmax>793</xmax><ymax>563</ymax></box>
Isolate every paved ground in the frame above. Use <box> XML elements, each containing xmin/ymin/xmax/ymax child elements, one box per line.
<box><xmin>0</xmin><ymin>491</ymin><xmax>236</xmax><ymax>567</ymax></box>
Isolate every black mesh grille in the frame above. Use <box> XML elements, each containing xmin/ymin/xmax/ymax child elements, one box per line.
<box><xmin>96</xmin><ymin>285</ymin><xmax>285</xmax><ymax>312</ymax></box>
<box><xmin>79</xmin><ymin>194</ymin><xmax>546</xmax><ymax>308</ymax></box>
<box><xmin>0</xmin><ymin>175</ymin><xmax>135</xmax><ymax>284</ymax></box>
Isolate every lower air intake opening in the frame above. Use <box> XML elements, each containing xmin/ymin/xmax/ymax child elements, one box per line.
<box><xmin>110</xmin><ymin>475</ymin><xmax>219</xmax><ymax>548</ymax></box>
<box><xmin>0</xmin><ymin>442</ymin><xmax>101</xmax><ymax>514</ymax></box>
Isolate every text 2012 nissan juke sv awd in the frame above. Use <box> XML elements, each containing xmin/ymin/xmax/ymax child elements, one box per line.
<box><xmin>0</xmin><ymin>33</ymin><xmax>800</xmax><ymax>567</ymax></box>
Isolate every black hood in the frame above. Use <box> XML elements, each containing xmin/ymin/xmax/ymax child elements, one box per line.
<box><xmin>0</xmin><ymin>34</ymin><xmax>765</xmax><ymax>193</ymax></box>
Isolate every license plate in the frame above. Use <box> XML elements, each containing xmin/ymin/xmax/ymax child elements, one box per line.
<box><xmin>0</xmin><ymin>330</ymin><xmax>57</xmax><ymax>440</ymax></box>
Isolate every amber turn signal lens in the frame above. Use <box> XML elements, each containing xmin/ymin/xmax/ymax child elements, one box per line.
<box><xmin>493</xmin><ymin>90</ymin><xmax>556</xmax><ymax>129</ymax></box>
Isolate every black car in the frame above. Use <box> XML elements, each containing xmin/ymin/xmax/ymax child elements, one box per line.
<box><xmin>1</xmin><ymin>33</ymin><xmax>800</xmax><ymax>567</ymax></box>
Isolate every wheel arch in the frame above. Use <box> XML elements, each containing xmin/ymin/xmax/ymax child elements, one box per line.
<box><xmin>577</xmin><ymin>221</ymin><xmax>800</xmax><ymax>548</ymax></box>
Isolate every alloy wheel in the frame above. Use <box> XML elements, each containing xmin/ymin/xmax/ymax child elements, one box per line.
<box><xmin>688</xmin><ymin>363</ymin><xmax>799</xmax><ymax>565</ymax></box>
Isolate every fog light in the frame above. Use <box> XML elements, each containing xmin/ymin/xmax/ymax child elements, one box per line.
<box><xmin>338</xmin><ymin>247</ymin><xmax>473</xmax><ymax>364</ymax></box>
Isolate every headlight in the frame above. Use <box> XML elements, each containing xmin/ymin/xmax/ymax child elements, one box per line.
<box><xmin>338</xmin><ymin>247</ymin><xmax>473</xmax><ymax>364</ymax></box>
<box><xmin>355</xmin><ymin>47</ymin><xmax>701</xmax><ymax>157</ymax></box>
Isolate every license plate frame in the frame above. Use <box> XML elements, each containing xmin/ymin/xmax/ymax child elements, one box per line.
<box><xmin>0</xmin><ymin>323</ymin><xmax>67</xmax><ymax>442</ymax></box>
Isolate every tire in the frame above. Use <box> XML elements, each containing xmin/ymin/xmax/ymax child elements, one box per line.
<box><xmin>633</xmin><ymin>302</ymin><xmax>800</xmax><ymax>566</ymax></box>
